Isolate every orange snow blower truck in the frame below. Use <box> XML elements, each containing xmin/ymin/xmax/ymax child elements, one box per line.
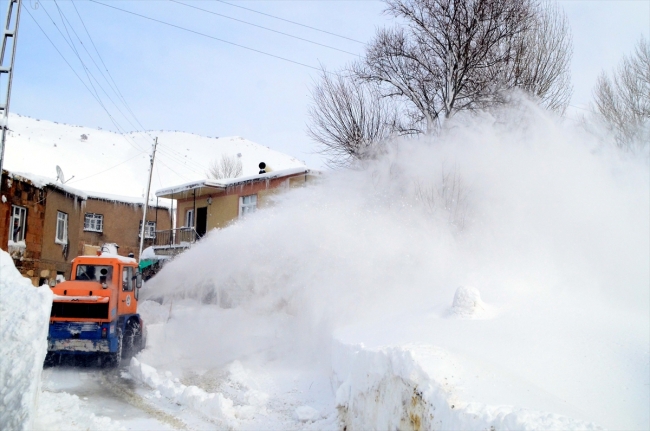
<box><xmin>45</xmin><ymin>253</ymin><xmax>145</xmax><ymax>367</ymax></box>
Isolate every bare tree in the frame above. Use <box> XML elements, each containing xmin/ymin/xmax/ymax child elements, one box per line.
<box><xmin>307</xmin><ymin>0</ymin><xmax>573</xmax><ymax>166</ymax></box>
<box><xmin>307</xmin><ymin>69</ymin><xmax>398</xmax><ymax>168</ymax></box>
<box><xmin>414</xmin><ymin>164</ymin><xmax>471</xmax><ymax>230</ymax></box>
<box><xmin>208</xmin><ymin>154</ymin><xmax>243</xmax><ymax>179</ymax></box>
<box><xmin>358</xmin><ymin>0</ymin><xmax>536</xmax><ymax>133</ymax></box>
<box><xmin>594</xmin><ymin>36</ymin><xmax>650</xmax><ymax>152</ymax></box>
<box><xmin>503</xmin><ymin>0</ymin><xmax>573</xmax><ymax>113</ymax></box>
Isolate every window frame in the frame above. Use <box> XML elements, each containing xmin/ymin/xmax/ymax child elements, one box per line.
<box><xmin>138</xmin><ymin>220</ymin><xmax>156</xmax><ymax>239</ymax></box>
<box><xmin>185</xmin><ymin>208</ymin><xmax>194</xmax><ymax>228</ymax></box>
<box><xmin>10</xmin><ymin>205</ymin><xmax>27</xmax><ymax>243</ymax></box>
<box><xmin>239</xmin><ymin>194</ymin><xmax>257</xmax><ymax>217</ymax></box>
<box><xmin>122</xmin><ymin>266</ymin><xmax>133</xmax><ymax>292</ymax></box>
<box><xmin>55</xmin><ymin>211</ymin><xmax>68</xmax><ymax>245</ymax></box>
<box><xmin>84</xmin><ymin>213</ymin><xmax>104</xmax><ymax>233</ymax></box>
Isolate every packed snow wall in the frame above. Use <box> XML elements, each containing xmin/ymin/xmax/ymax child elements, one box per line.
<box><xmin>143</xmin><ymin>99</ymin><xmax>649</xmax><ymax>429</ymax></box>
<box><xmin>0</xmin><ymin>250</ymin><xmax>53</xmax><ymax>431</ymax></box>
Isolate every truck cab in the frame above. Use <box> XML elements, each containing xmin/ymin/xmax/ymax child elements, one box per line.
<box><xmin>46</xmin><ymin>253</ymin><xmax>145</xmax><ymax>367</ymax></box>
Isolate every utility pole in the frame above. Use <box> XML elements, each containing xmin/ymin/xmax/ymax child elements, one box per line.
<box><xmin>138</xmin><ymin>137</ymin><xmax>157</xmax><ymax>261</ymax></box>
<box><xmin>0</xmin><ymin>0</ymin><xmax>22</xmax><ymax>175</ymax></box>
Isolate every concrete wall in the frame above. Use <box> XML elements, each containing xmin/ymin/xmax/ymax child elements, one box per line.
<box><xmin>173</xmin><ymin>173</ymin><xmax>316</xmax><ymax>234</ymax></box>
<box><xmin>41</xmin><ymin>189</ymin><xmax>84</xmax><ymax>281</ymax></box>
<box><xmin>79</xmin><ymin>199</ymin><xmax>172</xmax><ymax>259</ymax></box>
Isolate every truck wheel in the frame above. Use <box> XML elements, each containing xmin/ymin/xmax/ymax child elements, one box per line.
<box><xmin>123</xmin><ymin>320</ymin><xmax>142</xmax><ymax>358</ymax></box>
<box><xmin>103</xmin><ymin>329</ymin><xmax>122</xmax><ymax>368</ymax></box>
<box><xmin>44</xmin><ymin>352</ymin><xmax>58</xmax><ymax>367</ymax></box>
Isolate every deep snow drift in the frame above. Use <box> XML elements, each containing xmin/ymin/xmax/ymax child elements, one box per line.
<box><xmin>0</xmin><ymin>250</ymin><xmax>52</xmax><ymax>430</ymax></box>
<box><xmin>141</xmin><ymin>101</ymin><xmax>649</xmax><ymax>429</ymax></box>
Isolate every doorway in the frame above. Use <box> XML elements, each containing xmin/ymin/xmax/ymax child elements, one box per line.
<box><xmin>196</xmin><ymin>207</ymin><xmax>207</xmax><ymax>238</ymax></box>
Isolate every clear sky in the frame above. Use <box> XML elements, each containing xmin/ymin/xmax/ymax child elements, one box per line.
<box><xmin>6</xmin><ymin>0</ymin><xmax>650</xmax><ymax>170</ymax></box>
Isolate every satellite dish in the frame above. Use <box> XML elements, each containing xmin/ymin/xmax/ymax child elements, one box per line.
<box><xmin>56</xmin><ymin>165</ymin><xmax>65</xmax><ymax>184</ymax></box>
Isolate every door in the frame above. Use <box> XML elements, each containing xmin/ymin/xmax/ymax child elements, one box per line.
<box><xmin>196</xmin><ymin>207</ymin><xmax>207</xmax><ymax>238</ymax></box>
<box><xmin>118</xmin><ymin>265</ymin><xmax>138</xmax><ymax>316</ymax></box>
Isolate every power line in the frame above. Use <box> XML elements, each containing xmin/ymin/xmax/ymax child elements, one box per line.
<box><xmin>67</xmin><ymin>1</ymin><xmax>196</xmax><ymax>169</ymax></box>
<box><xmin>66</xmin><ymin>151</ymin><xmax>145</xmax><ymax>184</ymax></box>
<box><xmin>37</xmin><ymin>2</ymin><xmax>149</xmax><ymax>153</ymax></box>
<box><xmin>53</xmin><ymin>0</ymin><xmax>156</xmax><ymax>151</ymax></box>
<box><xmin>70</xmin><ymin>0</ymin><xmax>149</xmax><ymax>134</ymax></box>
<box><xmin>215</xmin><ymin>0</ymin><xmax>366</xmax><ymax>44</ymax></box>
<box><xmin>170</xmin><ymin>0</ymin><xmax>361</xmax><ymax>57</ymax></box>
<box><xmin>27</xmin><ymin>4</ymin><xmax>215</xmax><ymax>184</ymax></box>
<box><xmin>88</xmin><ymin>0</ymin><xmax>330</xmax><ymax>73</ymax></box>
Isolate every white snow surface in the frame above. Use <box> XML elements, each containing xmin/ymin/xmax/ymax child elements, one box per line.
<box><xmin>0</xmin><ymin>250</ymin><xmax>52</xmax><ymax>431</ymax></box>
<box><xmin>4</xmin><ymin>113</ymin><xmax>308</xmax><ymax>199</ymax></box>
<box><xmin>140</xmin><ymin>101</ymin><xmax>649</xmax><ymax>429</ymax></box>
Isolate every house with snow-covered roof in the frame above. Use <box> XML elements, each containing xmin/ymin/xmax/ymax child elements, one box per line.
<box><xmin>0</xmin><ymin>170</ymin><xmax>171</xmax><ymax>286</ymax></box>
<box><xmin>153</xmin><ymin>166</ymin><xmax>319</xmax><ymax>256</ymax></box>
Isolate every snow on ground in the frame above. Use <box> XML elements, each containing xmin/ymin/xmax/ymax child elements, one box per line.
<box><xmin>0</xmin><ymin>250</ymin><xmax>52</xmax><ymax>430</ymax></box>
<box><xmin>3</xmin><ymin>113</ymin><xmax>308</xmax><ymax>199</ymax></box>
<box><xmin>139</xmin><ymin>100</ymin><xmax>649</xmax><ymax>429</ymax></box>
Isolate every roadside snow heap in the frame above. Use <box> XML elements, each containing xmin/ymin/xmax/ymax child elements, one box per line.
<box><xmin>0</xmin><ymin>250</ymin><xmax>52</xmax><ymax>431</ymax></box>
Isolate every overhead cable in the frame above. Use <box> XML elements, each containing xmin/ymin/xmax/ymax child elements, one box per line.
<box><xmin>170</xmin><ymin>0</ymin><xmax>361</xmax><ymax>57</ymax></box>
<box><xmin>24</xmin><ymin>7</ymin><xmax>146</xmax><ymax>151</ymax></box>
<box><xmin>37</xmin><ymin>2</ymin><xmax>149</xmax><ymax>153</ymax></box>
<box><xmin>88</xmin><ymin>0</ymin><xmax>333</xmax><ymax>73</ymax></box>
<box><xmin>214</xmin><ymin>0</ymin><xmax>366</xmax><ymax>45</ymax></box>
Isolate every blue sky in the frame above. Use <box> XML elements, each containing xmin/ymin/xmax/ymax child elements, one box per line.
<box><xmin>6</xmin><ymin>0</ymin><xmax>650</xmax><ymax>169</ymax></box>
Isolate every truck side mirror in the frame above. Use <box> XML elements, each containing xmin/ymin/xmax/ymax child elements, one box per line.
<box><xmin>135</xmin><ymin>272</ymin><xmax>143</xmax><ymax>289</ymax></box>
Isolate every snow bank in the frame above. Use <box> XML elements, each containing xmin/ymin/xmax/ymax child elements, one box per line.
<box><xmin>332</xmin><ymin>341</ymin><xmax>602</xmax><ymax>430</ymax></box>
<box><xmin>142</xmin><ymin>99</ymin><xmax>649</xmax><ymax>429</ymax></box>
<box><xmin>129</xmin><ymin>357</ymin><xmax>240</xmax><ymax>428</ymax></box>
<box><xmin>0</xmin><ymin>250</ymin><xmax>53</xmax><ymax>431</ymax></box>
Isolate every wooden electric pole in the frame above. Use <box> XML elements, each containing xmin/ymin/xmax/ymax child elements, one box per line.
<box><xmin>138</xmin><ymin>137</ymin><xmax>157</xmax><ymax>261</ymax></box>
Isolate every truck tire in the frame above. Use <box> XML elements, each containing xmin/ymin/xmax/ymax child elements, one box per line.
<box><xmin>123</xmin><ymin>319</ymin><xmax>143</xmax><ymax>358</ymax></box>
<box><xmin>44</xmin><ymin>352</ymin><xmax>59</xmax><ymax>367</ymax></box>
<box><xmin>103</xmin><ymin>329</ymin><xmax>122</xmax><ymax>368</ymax></box>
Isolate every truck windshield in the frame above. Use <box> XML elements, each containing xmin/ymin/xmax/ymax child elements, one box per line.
<box><xmin>75</xmin><ymin>265</ymin><xmax>113</xmax><ymax>282</ymax></box>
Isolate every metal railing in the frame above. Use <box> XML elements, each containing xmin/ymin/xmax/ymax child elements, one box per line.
<box><xmin>153</xmin><ymin>227</ymin><xmax>198</xmax><ymax>248</ymax></box>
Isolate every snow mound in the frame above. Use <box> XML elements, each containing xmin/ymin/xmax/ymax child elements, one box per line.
<box><xmin>129</xmin><ymin>358</ymin><xmax>238</xmax><ymax>427</ymax></box>
<box><xmin>34</xmin><ymin>391</ymin><xmax>124</xmax><ymax>431</ymax></box>
<box><xmin>332</xmin><ymin>341</ymin><xmax>603</xmax><ymax>430</ymax></box>
<box><xmin>449</xmin><ymin>286</ymin><xmax>493</xmax><ymax>319</ymax></box>
<box><xmin>0</xmin><ymin>250</ymin><xmax>52</xmax><ymax>431</ymax></box>
<box><xmin>294</xmin><ymin>405</ymin><xmax>320</xmax><ymax>422</ymax></box>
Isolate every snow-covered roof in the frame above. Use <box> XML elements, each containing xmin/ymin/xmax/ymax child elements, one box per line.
<box><xmin>5</xmin><ymin>170</ymin><xmax>168</xmax><ymax>208</ymax></box>
<box><xmin>155</xmin><ymin>167</ymin><xmax>315</xmax><ymax>198</ymax></box>
<box><xmin>85</xmin><ymin>191</ymin><xmax>169</xmax><ymax>208</ymax></box>
<box><xmin>7</xmin><ymin>171</ymin><xmax>87</xmax><ymax>199</ymax></box>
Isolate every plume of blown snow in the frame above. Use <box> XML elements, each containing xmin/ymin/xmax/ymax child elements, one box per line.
<box><xmin>146</xmin><ymin>98</ymin><xmax>648</xmax><ymax>329</ymax></box>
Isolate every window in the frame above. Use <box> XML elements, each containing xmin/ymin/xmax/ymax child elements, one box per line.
<box><xmin>10</xmin><ymin>205</ymin><xmax>27</xmax><ymax>243</ymax></box>
<box><xmin>84</xmin><ymin>213</ymin><xmax>103</xmax><ymax>232</ymax></box>
<box><xmin>75</xmin><ymin>265</ymin><xmax>112</xmax><ymax>282</ymax></box>
<box><xmin>239</xmin><ymin>194</ymin><xmax>257</xmax><ymax>217</ymax></box>
<box><xmin>122</xmin><ymin>266</ymin><xmax>133</xmax><ymax>292</ymax></box>
<box><xmin>55</xmin><ymin>211</ymin><xmax>68</xmax><ymax>244</ymax></box>
<box><xmin>185</xmin><ymin>209</ymin><xmax>194</xmax><ymax>228</ymax></box>
<box><xmin>139</xmin><ymin>220</ymin><xmax>156</xmax><ymax>239</ymax></box>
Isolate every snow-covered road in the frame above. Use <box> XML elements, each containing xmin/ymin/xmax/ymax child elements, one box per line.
<box><xmin>40</xmin><ymin>366</ymin><xmax>186</xmax><ymax>430</ymax></box>
<box><xmin>38</xmin><ymin>358</ymin><xmax>339</xmax><ymax>431</ymax></box>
